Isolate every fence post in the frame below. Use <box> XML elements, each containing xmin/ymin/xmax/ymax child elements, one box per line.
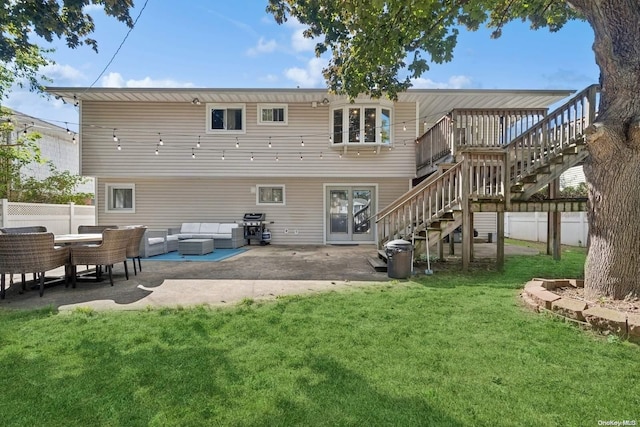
<box><xmin>69</xmin><ymin>202</ymin><xmax>75</xmax><ymax>234</ymax></box>
<box><xmin>1</xmin><ymin>199</ymin><xmax>7</xmax><ymax>227</ymax></box>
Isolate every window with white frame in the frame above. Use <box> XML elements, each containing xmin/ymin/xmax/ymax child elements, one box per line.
<box><xmin>207</xmin><ymin>103</ymin><xmax>246</xmax><ymax>133</ymax></box>
<box><xmin>105</xmin><ymin>183</ymin><xmax>135</xmax><ymax>213</ymax></box>
<box><xmin>257</xmin><ymin>185</ymin><xmax>285</xmax><ymax>205</ymax></box>
<box><xmin>258</xmin><ymin>104</ymin><xmax>288</xmax><ymax>125</ymax></box>
<box><xmin>331</xmin><ymin>103</ymin><xmax>392</xmax><ymax>145</ymax></box>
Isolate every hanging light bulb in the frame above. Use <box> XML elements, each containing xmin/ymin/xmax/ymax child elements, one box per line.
<box><xmin>191</xmin><ymin>148</ymin><xmax>195</xmax><ymax>159</ymax></box>
<box><xmin>268</xmin><ymin>136</ymin><xmax>272</xmax><ymax>148</ymax></box>
<box><xmin>23</xmin><ymin>124</ymin><xmax>28</xmax><ymax>135</ymax></box>
<box><xmin>300</xmin><ymin>152</ymin><xmax>303</xmax><ymax>161</ymax></box>
<box><xmin>117</xmin><ymin>143</ymin><xmax>122</xmax><ymax>151</ymax></box>
<box><xmin>320</xmin><ymin>152</ymin><xmax>323</xmax><ymax>159</ymax></box>
<box><xmin>65</xmin><ymin>122</ymin><xmax>71</xmax><ymax>134</ymax></box>
<box><xmin>403</xmin><ymin>122</ymin><xmax>407</xmax><ymax>131</ymax></box>
<box><xmin>250</xmin><ymin>152</ymin><xmax>254</xmax><ymax>161</ymax></box>
<box><xmin>113</xmin><ymin>129</ymin><xmax>118</xmax><ymax>142</ymax></box>
<box><xmin>221</xmin><ymin>150</ymin><xmax>225</xmax><ymax>160</ymax></box>
<box><xmin>357</xmin><ymin>150</ymin><xmax>360</xmax><ymax>156</ymax></box>
<box><xmin>235</xmin><ymin>137</ymin><xmax>239</xmax><ymax>148</ymax></box>
<box><xmin>196</xmin><ymin>136</ymin><xmax>201</xmax><ymax>148</ymax></box>
<box><xmin>339</xmin><ymin>152</ymin><xmax>342</xmax><ymax>159</ymax></box>
<box><xmin>300</xmin><ymin>137</ymin><xmax>304</xmax><ymax>147</ymax></box>
<box><xmin>158</xmin><ymin>133</ymin><xmax>163</xmax><ymax>146</ymax></box>
<box><xmin>275</xmin><ymin>153</ymin><xmax>279</xmax><ymax>162</ymax></box>
<box><xmin>155</xmin><ymin>145</ymin><xmax>159</xmax><ymax>155</ymax></box>
<box><xmin>329</xmin><ymin>135</ymin><xmax>333</xmax><ymax>143</ymax></box>
<box><xmin>72</xmin><ymin>134</ymin><xmax>76</xmax><ymax>144</ymax></box>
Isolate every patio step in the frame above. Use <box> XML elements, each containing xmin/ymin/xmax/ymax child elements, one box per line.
<box><xmin>368</xmin><ymin>255</ymin><xmax>387</xmax><ymax>272</ymax></box>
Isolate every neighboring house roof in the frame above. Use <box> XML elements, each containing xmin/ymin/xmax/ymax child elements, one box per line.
<box><xmin>46</xmin><ymin>87</ymin><xmax>574</xmax><ymax>130</ymax></box>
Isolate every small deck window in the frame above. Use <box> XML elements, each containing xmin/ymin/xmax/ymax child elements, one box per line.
<box><xmin>105</xmin><ymin>183</ymin><xmax>135</xmax><ymax>213</ymax></box>
<box><xmin>258</xmin><ymin>104</ymin><xmax>288</xmax><ymax>125</ymax></box>
<box><xmin>257</xmin><ymin>185</ymin><xmax>285</xmax><ymax>205</ymax></box>
<box><xmin>207</xmin><ymin>104</ymin><xmax>246</xmax><ymax>134</ymax></box>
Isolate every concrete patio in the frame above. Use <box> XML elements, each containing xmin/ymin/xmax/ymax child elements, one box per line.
<box><xmin>0</xmin><ymin>243</ymin><xmax>538</xmax><ymax>311</ymax></box>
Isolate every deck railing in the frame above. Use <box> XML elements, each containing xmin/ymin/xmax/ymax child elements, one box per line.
<box><xmin>376</xmin><ymin>162</ymin><xmax>463</xmax><ymax>248</ymax></box>
<box><xmin>506</xmin><ymin>84</ymin><xmax>599</xmax><ymax>184</ymax></box>
<box><xmin>417</xmin><ymin>108</ymin><xmax>547</xmax><ymax>171</ymax></box>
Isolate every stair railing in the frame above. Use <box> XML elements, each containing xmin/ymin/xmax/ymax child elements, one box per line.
<box><xmin>416</xmin><ymin>114</ymin><xmax>453</xmax><ymax>172</ymax></box>
<box><xmin>376</xmin><ymin>162</ymin><xmax>463</xmax><ymax>248</ymax></box>
<box><xmin>506</xmin><ymin>84</ymin><xmax>599</xmax><ymax>185</ymax></box>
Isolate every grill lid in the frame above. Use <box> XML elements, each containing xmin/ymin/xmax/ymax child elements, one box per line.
<box><xmin>243</xmin><ymin>213</ymin><xmax>266</xmax><ymax>221</ymax></box>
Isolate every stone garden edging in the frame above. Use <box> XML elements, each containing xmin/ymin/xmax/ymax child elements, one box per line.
<box><xmin>521</xmin><ymin>278</ymin><xmax>640</xmax><ymax>342</ymax></box>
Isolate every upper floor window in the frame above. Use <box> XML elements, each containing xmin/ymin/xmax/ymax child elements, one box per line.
<box><xmin>331</xmin><ymin>104</ymin><xmax>392</xmax><ymax>145</ymax></box>
<box><xmin>207</xmin><ymin>104</ymin><xmax>246</xmax><ymax>134</ymax></box>
<box><xmin>258</xmin><ymin>104</ymin><xmax>288</xmax><ymax>125</ymax></box>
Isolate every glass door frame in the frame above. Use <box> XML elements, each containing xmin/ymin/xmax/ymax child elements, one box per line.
<box><xmin>324</xmin><ymin>184</ymin><xmax>377</xmax><ymax>244</ymax></box>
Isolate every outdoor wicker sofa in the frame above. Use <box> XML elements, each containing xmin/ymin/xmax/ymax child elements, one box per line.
<box><xmin>168</xmin><ymin>222</ymin><xmax>246</xmax><ymax>249</ymax></box>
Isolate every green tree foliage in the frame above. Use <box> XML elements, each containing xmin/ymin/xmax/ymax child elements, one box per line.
<box><xmin>266</xmin><ymin>0</ymin><xmax>580</xmax><ymax>99</ymax></box>
<box><xmin>0</xmin><ymin>107</ymin><xmax>92</xmax><ymax>204</ymax></box>
<box><xmin>0</xmin><ymin>0</ymin><xmax>134</xmax><ymax>100</ymax></box>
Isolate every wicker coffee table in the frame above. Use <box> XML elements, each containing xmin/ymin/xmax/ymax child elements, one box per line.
<box><xmin>178</xmin><ymin>238</ymin><xmax>214</xmax><ymax>255</ymax></box>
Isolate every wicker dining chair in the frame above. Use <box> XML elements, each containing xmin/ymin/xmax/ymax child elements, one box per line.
<box><xmin>0</xmin><ymin>226</ymin><xmax>49</xmax><ymax>284</ymax></box>
<box><xmin>0</xmin><ymin>233</ymin><xmax>70</xmax><ymax>299</ymax></box>
<box><xmin>78</xmin><ymin>225</ymin><xmax>119</xmax><ymax>234</ymax></box>
<box><xmin>125</xmin><ymin>226</ymin><xmax>147</xmax><ymax>275</ymax></box>
<box><xmin>69</xmin><ymin>228</ymin><xmax>132</xmax><ymax>287</ymax></box>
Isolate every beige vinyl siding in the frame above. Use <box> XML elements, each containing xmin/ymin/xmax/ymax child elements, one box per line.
<box><xmin>473</xmin><ymin>212</ymin><xmax>497</xmax><ymax>240</ymax></box>
<box><xmin>80</xmin><ymin>101</ymin><xmax>417</xmax><ymax>179</ymax></box>
<box><xmin>96</xmin><ymin>177</ymin><xmax>410</xmax><ymax>245</ymax></box>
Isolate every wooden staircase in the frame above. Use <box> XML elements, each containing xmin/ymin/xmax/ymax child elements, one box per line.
<box><xmin>372</xmin><ymin>84</ymin><xmax>599</xmax><ymax>271</ymax></box>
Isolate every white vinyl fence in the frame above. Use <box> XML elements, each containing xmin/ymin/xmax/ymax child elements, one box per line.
<box><xmin>505</xmin><ymin>212</ymin><xmax>588</xmax><ymax>247</ymax></box>
<box><xmin>0</xmin><ymin>199</ymin><xmax>95</xmax><ymax>234</ymax></box>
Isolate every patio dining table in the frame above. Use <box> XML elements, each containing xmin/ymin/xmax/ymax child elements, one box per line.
<box><xmin>54</xmin><ymin>233</ymin><xmax>103</xmax><ymax>245</ymax></box>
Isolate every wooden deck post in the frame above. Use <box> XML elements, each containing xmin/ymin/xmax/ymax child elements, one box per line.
<box><xmin>497</xmin><ymin>211</ymin><xmax>505</xmax><ymax>271</ymax></box>
<box><xmin>461</xmin><ymin>154</ymin><xmax>471</xmax><ymax>271</ymax></box>
<box><xmin>547</xmin><ymin>178</ymin><xmax>561</xmax><ymax>260</ymax></box>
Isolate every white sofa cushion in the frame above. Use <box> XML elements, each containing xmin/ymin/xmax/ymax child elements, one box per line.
<box><xmin>180</xmin><ymin>223</ymin><xmax>201</xmax><ymax>234</ymax></box>
<box><xmin>218</xmin><ymin>223</ymin><xmax>238</xmax><ymax>234</ymax></box>
<box><xmin>166</xmin><ymin>235</ymin><xmax>179</xmax><ymax>241</ymax></box>
<box><xmin>199</xmin><ymin>223</ymin><xmax>220</xmax><ymax>234</ymax></box>
<box><xmin>147</xmin><ymin>237</ymin><xmax>165</xmax><ymax>245</ymax></box>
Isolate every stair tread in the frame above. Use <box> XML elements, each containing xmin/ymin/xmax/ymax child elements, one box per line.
<box><xmin>368</xmin><ymin>257</ymin><xmax>387</xmax><ymax>272</ymax></box>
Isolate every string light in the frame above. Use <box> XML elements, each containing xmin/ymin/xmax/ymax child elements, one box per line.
<box><xmin>403</xmin><ymin>122</ymin><xmax>407</xmax><ymax>131</ymax></box>
<box><xmin>191</xmin><ymin>148</ymin><xmax>195</xmax><ymax>159</ymax></box>
<box><xmin>113</xmin><ymin>129</ymin><xmax>118</xmax><ymax>142</ymax></box>
<box><xmin>268</xmin><ymin>136</ymin><xmax>272</xmax><ymax>148</ymax></box>
<box><xmin>300</xmin><ymin>152</ymin><xmax>303</xmax><ymax>161</ymax></box>
<box><xmin>250</xmin><ymin>152</ymin><xmax>254</xmax><ymax>161</ymax></box>
<box><xmin>221</xmin><ymin>150</ymin><xmax>225</xmax><ymax>160</ymax></box>
<box><xmin>320</xmin><ymin>152</ymin><xmax>323</xmax><ymax>159</ymax></box>
<box><xmin>117</xmin><ymin>142</ymin><xmax>122</xmax><ymax>151</ymax></box>
<box><xmin>72</xmin><ymin>134</ymin><xmax>76</xmax><ymax>144</ymax></box>
<box><xmin>23</xmin><ymin>124</ymin><xmax>27</xmax><ymax>135</ymax></box>
<box><xmin>65</xmin><ymin>122</ymin><xmax>71</xmax><ymax>134</ymax></box>
<box><xmin>235</xmin><ymin>137</ymin><xmax>239</xmax><ymax>148</ymax></box>
<box><xmin>300</xmin><ymin>137</ymin><xmax>304</xmax><ymax>147</ymax></box>
<box><xmin>196</xmin><ymin>135</ymin><xmax>201</xmax><ymax>148</ymax></box>
<box><xmin>158</xmin><ymin>133</ymin><xmax>163</xmax><ymax>146</ymax></box>
<box><xmin>275</xmin><ymin>153</ymin><xmax>279</xmax><ymax>162</ymax></box>
<box><xmin>155</xmin><ymin>144</ymin><xmax>159</xmax><ymax>155</ymax></box>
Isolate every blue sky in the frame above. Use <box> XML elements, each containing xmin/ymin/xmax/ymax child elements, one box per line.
<box><xmin>4</xmin><ymin>1</ymin><xmax>599</xmax><ymax>132</ymax></box>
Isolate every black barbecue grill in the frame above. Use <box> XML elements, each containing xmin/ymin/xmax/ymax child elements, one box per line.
<box><xmin>240</xmin><ymin>213</ymin><xmax>271</xmax><ymax>245</ymax></box>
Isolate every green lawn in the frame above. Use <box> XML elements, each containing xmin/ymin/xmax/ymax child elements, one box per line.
<box><xmin>0</xmin><ymin>249</ymin><xmax>638</xmax><ymax>426</ymax></box>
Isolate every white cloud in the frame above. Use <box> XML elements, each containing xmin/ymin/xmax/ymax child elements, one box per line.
<box><xmin>259</xmin><ymin>74</ymin><xmax>279</xmax><ymax>83</ymax></box>
<box><xmin>285</xmin><ymin>19</ymin><xmax>317</xmax><ymax>53</ymax></box>
<box><xmin>83</xmin><ymin>4</ymin><xmax>104</xmax><ymax>13</ymax></box>
<box><xmin>100</xmin><ymin>72</ymin><xmax>195</xmax><ymax>88</ymax></box>
<box><xmin>41</xmin><ymin>63</ymin><xmax>86</xmax><ymax>85</ymax></box>
<box><xmin>284</xmin><ymin>57</ymin><xmax>327</xmax><ymax>87</ymax></box>
<box><xmin>411</xmin><ymin>75</ymin><xmax>473</xmax><ymax>89</ymax></box>
<box><xmin>246</xmin><ymin>37</ymin><xmax>278</xmax><ymax>56</ymax></box>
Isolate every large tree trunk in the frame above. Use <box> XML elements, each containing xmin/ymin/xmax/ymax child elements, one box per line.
<box><xmin>572</xmin><ymin>1</ymin><xmax>640</xmax><ymax>299</ymax></box>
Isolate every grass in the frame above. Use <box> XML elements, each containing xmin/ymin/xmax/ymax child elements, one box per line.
<box><xmin>0</xmin><ymin>248</ymin><xmax>638</xmax><ymax>426</ymax></box>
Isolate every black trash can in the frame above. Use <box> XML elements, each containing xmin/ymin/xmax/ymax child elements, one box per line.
<box><xmin>385</xmin><ymin>239</ymin><xmax>413</xmax><ymax>279</ymax></box>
